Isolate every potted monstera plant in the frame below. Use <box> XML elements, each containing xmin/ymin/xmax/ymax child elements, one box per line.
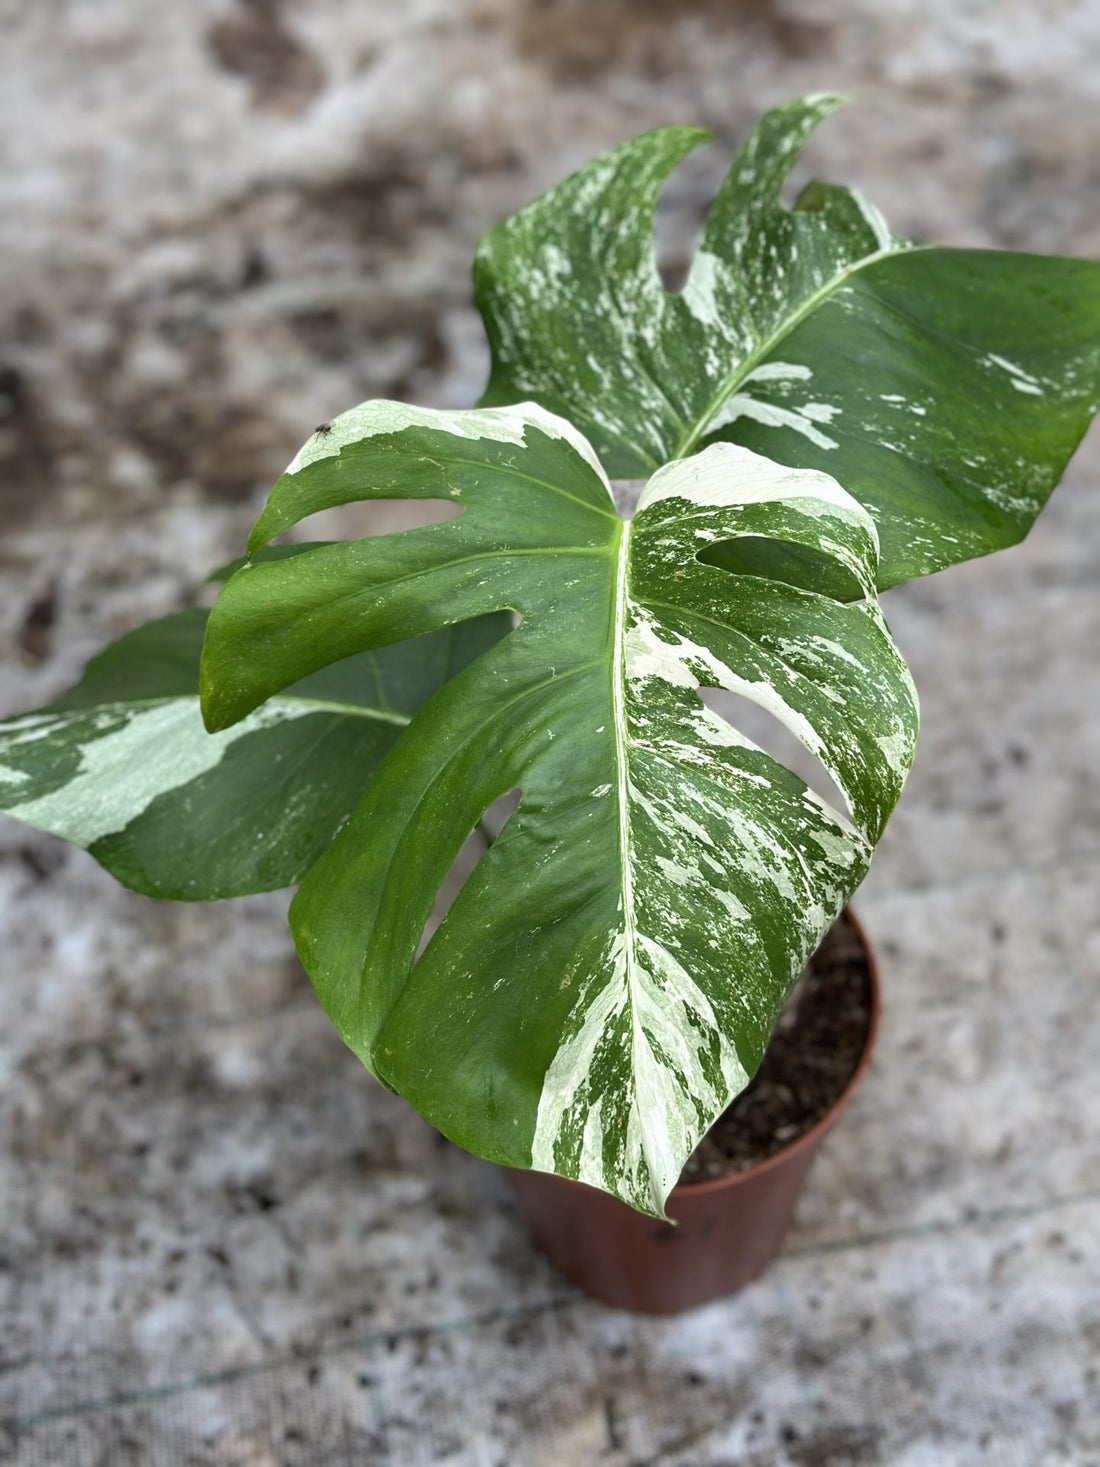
<box><xmin>3</xmin><ymin>97</ymin><xmax>1098</xmax><ymax>1314</ymax></box>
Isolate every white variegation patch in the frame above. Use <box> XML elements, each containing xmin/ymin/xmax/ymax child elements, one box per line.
<box><xmin>286</xmin><ymin>399</ymin><xmax>613</xmax><ymax>488</ymax></box>
<box><xmin>849</xmin><ymin>187</ymin><xmax>894</xmax><ymax>252</ymax></box>
<box><xmin>706</xmin><ymin>393</ymin><xmax>840</xmax><ymax>451</ymax></box>
<box><xmin>743</xmin><ymin>361</ymin><xmax>814</xmax><ymax>386</ymax></box>
<box><xmin>681</xmin><ymin>248</ymin><xmax>725</xmax><ymax>327</ymax></box>
<box><xmin>531</xmin><ymin>927</ymin><xmax>751</xmax><ymax>1216</ymax></box>
<box><xmin>982</xmin><ymin>353</ymin><xmax>1045</xmax><ymax>397</ymax></box>
<box><xmin>638</xmin><ymin>441</ymin><xmax>870</xmax><ymax>529</ymax></box>
<box><xmin>3</xmin><ymin>700</ymin><xmax>322</xmax><ymax>848</ymax></box>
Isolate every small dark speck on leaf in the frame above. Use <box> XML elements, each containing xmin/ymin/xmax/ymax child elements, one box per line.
<box><xmin>314</xmin><ymin>422</ymin><xmax>333</xmax><ymax>437</ymax></box>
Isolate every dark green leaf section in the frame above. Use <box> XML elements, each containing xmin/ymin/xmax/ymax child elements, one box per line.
<box><xmin>0</xmin><ymin>607</ymin><xmax>507</xmax><ymax>899</ymax></box>
<box><xmin>475</xmin><ymin>94</ymin><xmax>1100</xmax><ymax>586</ymax></box>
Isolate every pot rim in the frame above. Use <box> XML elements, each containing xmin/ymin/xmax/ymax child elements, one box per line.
<box><xmin>670</xmin><ymin>903</ymin><xmax>881</xmax><ymax>1198</ymax></box>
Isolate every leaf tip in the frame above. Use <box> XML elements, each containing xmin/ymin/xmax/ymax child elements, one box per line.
<box><xmin>197</xmin><ymin>687</ymin><xmax>233</xmax><ymax>735</ymax></box>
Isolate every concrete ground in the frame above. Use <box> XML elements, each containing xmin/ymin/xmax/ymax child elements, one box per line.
<box><xmin>1</xmin><ymin>438</ymin><xmax>1098</xmax><ymax>1466</ymax></box>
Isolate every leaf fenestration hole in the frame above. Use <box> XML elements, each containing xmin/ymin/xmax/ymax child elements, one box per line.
<box><xmin>653</xmin><ymin>140</ymin><xmax>719</xmax><ymax>293</ymax></box>
<box><xmin>414</xmin><ymin>787</ymin><xmax>522</xmax><ymax>961</ymax></box>
<box><xmin>697</xmin><ymin>535</ymin><xmax>866</xmax><ymax>602</ymax></box>
<box><xmin>283</xmin><ymin>498</ymin><xmax>464</xmax><ymax>546</ymax></box>
<box><xmin>697</xmin><ymin>686</ymin><xmax>853</xmax><ymax>824</ymax></box>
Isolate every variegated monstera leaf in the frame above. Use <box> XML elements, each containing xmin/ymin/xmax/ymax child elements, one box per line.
<box><xmin>477</xmin><ymin>94</ymin><xmax>1100</xmax><ymax>588</ymax></box>
<box><xmin>0</xmin><ymin>602</ymin><xmax>506</xmax><ymax>899</ymax></box>
<box><xmin>201</xmin><ymin>403</ymin><xmax>918</xmax><ymax>1216</ymax></box>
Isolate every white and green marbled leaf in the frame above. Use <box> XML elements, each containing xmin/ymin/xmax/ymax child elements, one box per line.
<box><xmin>201</xmin><ymin>401</ymin><xmax>918</xmax><ymax>1215</ymax></box>
<box><xmin>476</xmin><ymin>94</ymin><xmax>1100</xmax><ymax>588</ymax></box>
<box><xmin>0</xmin><ymin>606</ymin><xmax>507</xmax><ymax>899</ymax></box>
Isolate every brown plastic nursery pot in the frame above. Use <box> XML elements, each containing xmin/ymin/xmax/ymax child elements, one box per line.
<box><xmin>506</xmin><ymin>909</ymin><xmax>880</xmax><ymax>1314</ymax></box>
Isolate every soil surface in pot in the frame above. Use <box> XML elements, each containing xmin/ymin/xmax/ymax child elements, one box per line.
<box><xmin>678</xmin><ymin>913</ymin><xmax>871</xmax><ymax>1184</ymax></box>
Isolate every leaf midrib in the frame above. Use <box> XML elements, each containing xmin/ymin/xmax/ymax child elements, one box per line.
<box><xmin>611</xmin><ymin>516</ymin><xmax>667</xmax><ymax>1212</ymax></box>
<box><xmin>610</xmin><ymin>518</ymin><xmax>636</xmax><ymax>965</ymax></box>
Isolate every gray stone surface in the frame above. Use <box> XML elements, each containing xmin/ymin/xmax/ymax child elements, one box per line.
<box><xmin>2</xmin><ymin>2</ymin><xmax>1100</xmax><ymax>1463</ymax></box>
